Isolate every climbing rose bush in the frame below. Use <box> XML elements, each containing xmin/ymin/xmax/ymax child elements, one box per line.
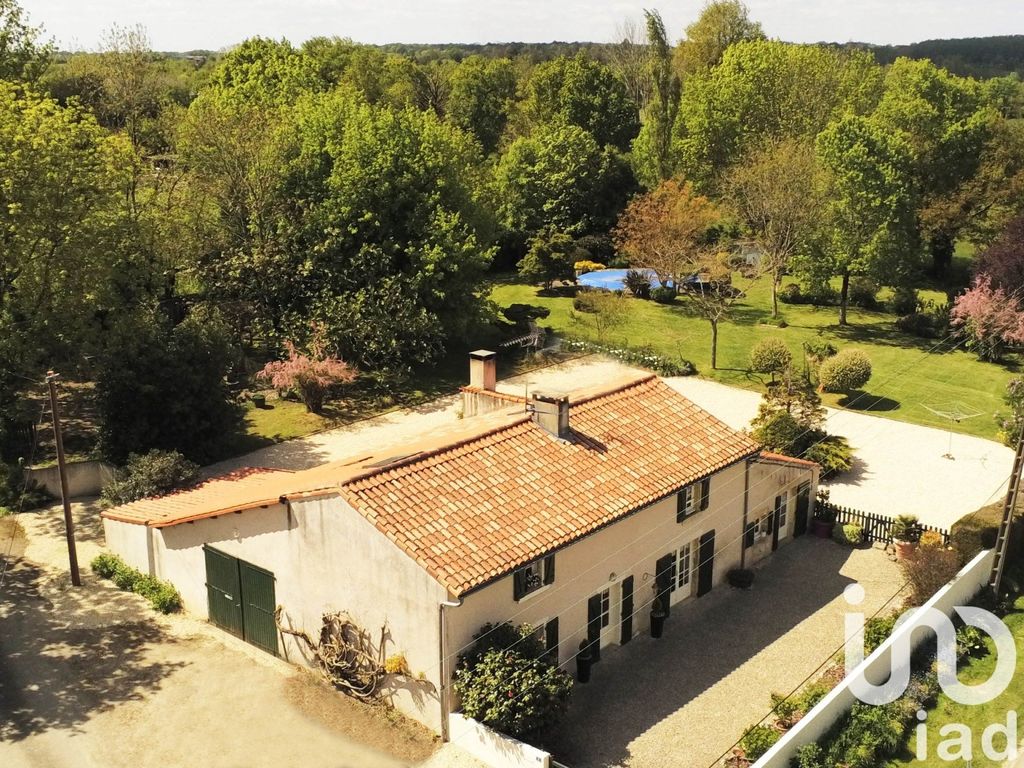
<box><xmin>257</xmin><ymin>339</ymin><xmax>356</xmax><ymax>413</ymax></box>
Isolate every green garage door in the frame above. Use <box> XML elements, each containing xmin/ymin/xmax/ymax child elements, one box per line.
<box><xmin>204</xmin><ymin>546</ymin><xmax>279</xmax><ymax>656</ymax></box>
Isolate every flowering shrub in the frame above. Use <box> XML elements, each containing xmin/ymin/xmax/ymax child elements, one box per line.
<box><xmin>561</xmin><ymin>337</ymin><xmax>696</xmax><ymax>377</ymax></box>
<box><xmin>257</xmin><ymin>335</ymin><xmax>357</xmax><ymax>414</ymax></box>
<box><xmin>950</xmin><ymin>276</ymin><xmax>1024</xmax><ymax>361</ymax></box>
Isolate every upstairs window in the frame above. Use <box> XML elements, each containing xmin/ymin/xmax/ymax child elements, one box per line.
<box><xmin>513</xmin><ymin>554</ymin><xmax>555</xmax><ymax>601</ymax></box>
<box><xmin>677</xmin><ymin>477</ymin><xmax>712</xmax><ymax>522</ymax></box>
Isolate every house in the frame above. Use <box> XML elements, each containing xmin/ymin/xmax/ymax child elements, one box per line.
<box><xmin>101</xmin><ymin>352</ymin><xmax>818</xmax><ymax>739</ymax></box>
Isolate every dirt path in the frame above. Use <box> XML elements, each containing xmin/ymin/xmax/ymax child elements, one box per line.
<box><xmin>0</xmin><ymin>507</ymin><xmax>439</xmax><ymax>768</ymax></box>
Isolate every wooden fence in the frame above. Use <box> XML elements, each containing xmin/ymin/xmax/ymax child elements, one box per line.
<box><xmin>815</xmin><ymin>502</ymin><xmax>951</xmax><ymax>546</ymax></box>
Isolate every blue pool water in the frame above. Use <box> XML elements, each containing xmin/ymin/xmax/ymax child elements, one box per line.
<box><xmin>577</xmin><ymin>268</ymin><xmax>683</xmax><ymax>291</ymax></box>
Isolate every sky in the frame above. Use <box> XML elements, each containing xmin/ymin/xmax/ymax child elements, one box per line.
<box><xmin>23</xmin><ymin>0</ymin><xmax>1024</xmax><ymax>52</ymax></box>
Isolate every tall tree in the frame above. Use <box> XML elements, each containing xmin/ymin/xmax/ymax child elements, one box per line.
<box><xmin>522</xmin><ymin>52</ymin><xmax>639</xmax><ymax>151</ymax></box>
<box><xmin>613</xmin><ymin>179</ymin><xmax>719</xmax><ymax>290</ymax></box>
<box><xmin>674</xmin><ymin>0</ymin><xmax>764</xmax><ymax>77</ymax></box>
<box><xmin>608</xmin><ymin>17</ymin><xmax>652</xmax><ymax>111</ymax></box>
<box><xmin>632</xmin><ymin>10</ymin><xmax>681</xmax><ymax>187</ymax></box>
<box><xmin>686</xmin><ymin>249</ymin><xmax>754</xmax><ymax>370</ymax></box>
<box><xmin>811</xmin><ymin>115</ymin><xmax>919</xmax><ymax>325</ymax></box>
<box><xmin>446</xmin><ymin>56</ymin><xmax>517</xmax><ymax>154</ymax></box>
<box><xmin>727</xmin><ymin>139</ymin><xmax>821</xmax><ymax>317</ymax></box>
<box><xmin>0</xmin><ymin>0</ymin><xmax>51</xmax><ymax>82</ymax></box>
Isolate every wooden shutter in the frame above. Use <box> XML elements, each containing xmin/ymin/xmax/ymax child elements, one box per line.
<box><xmin>655</xmin><ymin>554</ymin><xmax>675</xmax><ymax>618</ymax></box>
<box><xmin>744</xmin><ymin>521</ymin><xmax>756</xmax><ymax>549</ymax></box>
<box><xmin>545</xmin><ymin>618</ymin><xmax>559</xmax><ymax>663</ymax></box>
<box><xmin>513</xmin><ymin>568</ymin><xmax>526</xmax><ymax>601</ymax></box>
<box><xmin>543</xmin><ymin>554</ymin><xmax>555</xmax><ymax>585</ymax></box>
<box><xmin>620</xmin><ymin>576</ymin><xmax>634</xmax><ymax>645</ymax></box>
<box><xmin>676</xmin><ymin>487</ymin><xmax>690</xmax><ymax>523</ymax></box>
<box><xmin>700</xmin><ymin>478</ymin><xmax>711</xmax><ymax>510</ymax></box>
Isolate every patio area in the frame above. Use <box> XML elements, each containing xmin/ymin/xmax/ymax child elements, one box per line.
<box><xmin>545</xmin><ymin>537</ymin><xmax>902</xmax><ymax>768</ymax></box>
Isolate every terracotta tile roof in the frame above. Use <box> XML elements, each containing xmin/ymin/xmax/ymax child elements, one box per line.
<box><xmin>757</xmin><ymin>451</ymin><xmax>820</xmax><ymax>468</ymax></box>
<box><xmin>340</xmin><ymin>376</ymin><xmax>762</xmax><ymax>596</ymax></box>
<box><xmin>102</xmin><ymin>467</ymin><xmax>298</xmax><ymax>527</ymax></box>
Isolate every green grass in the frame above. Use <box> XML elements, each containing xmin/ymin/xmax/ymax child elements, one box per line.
<box><xmin>885</xmin><ymin>593</ymin><xmax>1024</xmax><ymax>767</ymax></box>
<box><xmin>490</xmin><ymin>274</ymin><xmax>1019</xmax><ymax>440</ymax></box>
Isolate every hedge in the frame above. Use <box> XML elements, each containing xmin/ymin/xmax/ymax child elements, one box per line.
<box><xmin>91</xmin><ymin>553</ymin><xmax>182</xmax><ymax>614</ymax></box>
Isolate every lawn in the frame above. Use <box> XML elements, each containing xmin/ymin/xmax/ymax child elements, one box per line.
<box><xmin>885</xmin><ymin>592</ymin><xmax>1024</xmax><ymax>767</ymax></box>
<box><xmin>489</xmin><ymin>271</ymin><xmax>1019</xmax><ymax>441</ymax></box>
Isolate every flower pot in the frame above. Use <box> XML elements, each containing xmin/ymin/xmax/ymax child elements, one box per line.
<box><xmin>894</xmin><ymin>540</ymin><xmax>917</xmax><ymax>560</ymax></box>
<box><xmin>251</xmin><ymin>393</ymin><xmax>267</xmax><ymax>409</ymax></box>
<box><xmin>650</xmin><ymin>612</ymin><xmax>666</xmax><ymax>639</ymax></box>
<box><xmin>576</xmin><ymin>644</ymin><xmax>593</xmax><ymax>683</ymax></box>
<box><xmin>812</xmin><ymin>519</ymin><xmax>836</xmax><ymax>539</ymax></box>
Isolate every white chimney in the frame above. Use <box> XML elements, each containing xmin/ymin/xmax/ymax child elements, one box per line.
<box><xmin>531</xmin><ymin>391</ymin><xmax>570</xmax><ymax>439</ymax></box>
<box><xmin>469</xmin><ymin>350</ymin><xmax>496</xmax><ymax>391</ymax></box>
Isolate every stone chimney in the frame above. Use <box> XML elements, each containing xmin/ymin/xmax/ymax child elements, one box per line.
<box><xmin>469</xmin><ymin>350</ymin><xmax>496</xmax><ymax>391</ymax></box>
<box><xmin>531</xmin><ymin>391</ymin><xmax>570</xmax><ymax>439</ymax></box>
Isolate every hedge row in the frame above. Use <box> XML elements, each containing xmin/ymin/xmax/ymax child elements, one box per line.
<box><xmin>91</xmin><ymin>553</ymin><xmax>182</xmax><ymax>614</ymax></box>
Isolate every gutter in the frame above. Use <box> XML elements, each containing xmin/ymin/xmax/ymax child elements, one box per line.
<box><xmin>438</xmin><ymin>597</ymin><xmax>463</xmax><ymax>742</ymax></box>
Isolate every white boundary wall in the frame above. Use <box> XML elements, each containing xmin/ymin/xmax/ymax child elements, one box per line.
<box><xmin>755</xmin><ymin>548</ymin><xmax>997</xmax><ymax>768</ymax></box>
<box><xmin>449</xmin><ymin>714</ymin><xmax>551</xmax><ymax>768</ymax></box>
<box><xmin>26</xmin><ymin>460</ymin><xmax>115</xmax><ymax>499</ymax></box>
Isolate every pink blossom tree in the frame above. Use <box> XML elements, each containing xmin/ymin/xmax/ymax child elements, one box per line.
<box><xmin>257</xmin><ymin>331</ymin><xmax>357</xmax><ymax>413</ymax></box>
<box><xmin>950</xmin><ymin>276</ymin><xmax>1024</xmax><ymax>361</ymax></box>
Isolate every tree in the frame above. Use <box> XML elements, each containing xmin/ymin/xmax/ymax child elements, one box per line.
<box><xmin>974</xmin><ymin>212</ymin><xmax>1024</xmax><ymax>292</ymax></box>
<box><xmin>518</xmin><ymin>231</ymin><xmax>579</xmax><ymax>289</ymax></box>
<box><xmin>101</xmin><ymin>450</ymin><xmax>200</xmax><ymax>505</ymax></box>
<box><xmin>632</xmin><ymin>10</ymin><xmax>681</xmax><ymax>187</ymax></box>
<box><xmin>522</xmin><ymin>53</ymin><xmax>639</xmax><ymax>151</ymax></box>
<box><xmin>818</xmin><ymin>349</ymin><xmax>873</xmax><ymax>394</ymax></box>
<box><xmin>608</xmin><ymin>16</ymin><xmax>652</xmax><ymax>111</ymax></box>
<box><xmin>685</xmin><ymin>250</ymin><xmax>754</xmax><ymax>369</ymax></box>
<box><xmin>996</xmin><ymin>378</ymin><xmax>1024</xmax><ymax>447</ymax></box>
<box><xmin>674</xmin><ymin>40</ymin><xmax>883</xmax><ymax>191</ymax></box>
<box><xmin>950</xmin><ymin>276</ymin><xmax>1024</xmax><ymax>362</ymax></box>
<box><xmin>0</xmin><ymin>0</ymin><xmax>51</xmax><ymax>82</ymax></box>
<box><xmin>446</xmin><ymin>56</ymin><xmax>516</xmax><ymax>154</ymax></box>
<box><xmin>728</xmin><ymin>139</ymin><xmax>821</xmax><ymax>317</ymax></box>
<box><xmin>811</xmin><ymin>115</ymin><xmax>919</xmax><ymax>325</ymax></box>
<box><xmin>749</xmin><ymin>338</ymin><xmax>792</xmax><ymax>382</ymax></box>
<box><xmin>674</xmin><ymin>0</ymin><xmax>764</xmax><ymax>77</ymax></box>
<box><xmin>614</xmin><ymin>180</ymin><xmax>719</xmax><ymax>290</ymax></box>
<box><xmin>257</xmin><ymin>332</ymin><xmax>357</xmax><ymax>414</ymax></box>
<box><xmin>494</xmin><ymin>123</ymin><xmax>634</xmax><ymax>239</ymax></box>
<box><xmin>97</xmin><ymin>308</ymin><xmax>238</xmax><ymax>464</ymax></box>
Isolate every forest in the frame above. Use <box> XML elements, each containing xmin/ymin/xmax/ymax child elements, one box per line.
<box><xmin>1</xmin><ymin>0</ymin><xmax>1023</xmax><ymax>485</ymax></box>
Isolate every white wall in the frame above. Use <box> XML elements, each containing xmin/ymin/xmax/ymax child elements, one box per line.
<box><xmin>28</xmin><ymin>460</ymin><xmax>115</xmax><ymax>499</ymax></box>
<box><xmin>106</xmin><ymin>496</ymin><xmax>449</xmax><ymax>732</ymax></box>
<box><xmin>754</xmin><ymin>549</ymin><xmax>997</xmax><ymax>768</ymax></box>
<box><xmin>449</xmin><ymin>714</ymin><xmax>551</xmax><ymax>768</ymax></box>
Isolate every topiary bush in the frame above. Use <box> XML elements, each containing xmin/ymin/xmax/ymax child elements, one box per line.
<box><xmin>101</xmin><ymin>449</ymin><xmax>200</xmax><ymax>506</ymax></box>
<box><xmin>818</xmin><ymin>349</ymin><xmax>872</xmax><ymax>394</ymax></box>
<box><xmin>832</xmin><ymin>522</ymin><xmax>864</xmax><ymax>546</ymax></box>
<box><xmin>750</xmin><ymin>338</ymin><xmax>793</xmax><ymax>379</ymax></box>
<box><xmin>455</xmin><ymin>623</ymin><xmax>572</xmax><ymax>739</ymax></box>
<box><xmin>90</xmin><ymin>553</ymin><xmax>183</xmax><ymax>613</ymax></box>
<box><xmin>650</xmin><ymin>286</ymin><xmax>676</xmax><ymax>304</ymax></box>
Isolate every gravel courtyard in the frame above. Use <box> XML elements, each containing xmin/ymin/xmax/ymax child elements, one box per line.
<box><xmin>547</xmin><ymin>538</ymin><xmax>902</xmax><ymax>768</ymax></box>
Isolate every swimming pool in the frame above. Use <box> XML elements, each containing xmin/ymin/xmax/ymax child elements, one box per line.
<box><xmin>576</xmin><ymin>268</ymin><xmax>679</xmax><ymax>291</ymax></box>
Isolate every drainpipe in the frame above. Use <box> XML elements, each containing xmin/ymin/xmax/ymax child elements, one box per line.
<box><xmin>741</xmin><ymin>458</ymin><xmax>751</xmax><ymax>569</ymax></box>
<box><xmin>438</xmin><ymin>597</ymin><xmax>463</xmax><ymax>742</ymax></box>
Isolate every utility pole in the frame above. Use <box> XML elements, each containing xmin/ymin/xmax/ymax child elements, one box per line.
<box><xmin>990</xmin><ymin>431</ymin><xmax>1024</xmax><ymax>595</ymax></box>
<box><xmin>46</xmin><ymin>371</ymin><xmax>81</xmax><ymax>587</ymax></box>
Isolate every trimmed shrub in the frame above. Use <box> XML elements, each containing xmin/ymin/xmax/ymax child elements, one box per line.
<box><xmin>802</xmin><ymin>281</ymin><xmax>839</xmax><ymax>306</ymax></box>
<box><xmin>819</xmin><ymin>349</ymin><xmax>872</xmax><ymax>394</ymax></box>
<box><xmin>101</xmin><ymin>450</ymin><xmax>200</xmax><ymax>507</ymax></box>
<box><xmin>890</xmin><ymin>286</ymin><xmax>920</xmax><ymax>316</ymax></box>
<box><xmin>455</xmin><ymin>623</ymin><xmax>572</xmax><ymax>739</ymax></box>
<box><xmin>650</xmin><ymin>286</ymin><xmax>676</xmax><ymax>304</ymax></box>
<box><xmin>750</xmin><ymin>338</ymin><xmax>793</xmax><ymax>378</ymax></box>
<box><xmin>833</xmin><ymin>523</ymin><xmax>864</xmax><ymax>546</ymax></box>
<box><xmin>738</xmin><ymin>724</ymin><xmax>780</xmax><ymax>761</ymax></box>
<box><xmin>573</xmin><ymin>260</ymin><xmax>605</xmax><ymax>275</ymax></box>
<box><xmin>778</xmin><ymin>283</ymin><xmax>803</xmax><ymax>304</ymax></box>
<box><xmin>895</xmin><ymin>312</ymin><xmax>940</xmax><ymax>338</ymax></box>
<box><xmin>849</xmin><ymin>277</ymin><xmax>880</xmax><ymax>310</ymax></box>
<box><xmin>90</xmin><ymin>553</ymin><xmax>183</xmax><ymax>613</ymax></box>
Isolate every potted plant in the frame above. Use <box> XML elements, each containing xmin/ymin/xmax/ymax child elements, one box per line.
<box><xmin>576</xmin><ymin>640</ymin><xmax>593</xmax><ymax>683</ymax></box>
<box><xmin>650</xmin><ymin>597</ymin><xmax>667</xmax><ymax>639</ymax></box>
<box><xmin>727</xmin><ymin>568</ymin><xmax>755</xmax><ymax>589</ymax></box>
<box><xmin>891</xmin><ymin>515</ymin><xmax>922</xmax><ymax>559</ymax></box>
<box><xmin>250</xmin><ymin>392</ymin><xmax>267</xmax><ymax>409</ymax></box>
<box><xmin>812</xmin><ymin>491</ymin><xmax>837</xmax><ymax>539</ymax></box>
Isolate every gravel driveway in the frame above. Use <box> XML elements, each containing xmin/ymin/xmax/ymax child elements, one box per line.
<box><xmin>547</xmin><ymin>538</ymin><xmax>902</xmax><ymax>768</ymax></box>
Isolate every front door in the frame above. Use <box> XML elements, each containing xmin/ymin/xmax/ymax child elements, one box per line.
<box><xmin>794</xmin><ymin>482</ymin><xmax>811</xmax><ymax>537</ymax></box>
<box><xmin>204</xmin><ymin>546</ymin><xmax>279</xmax><ymax>656</ymax></box>
<box><xmin>697</xmin><ymin>530</ymin><xmax>715</xmax><ymax>597</ymax></box>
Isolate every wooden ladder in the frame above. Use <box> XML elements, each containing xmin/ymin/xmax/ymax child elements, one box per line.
<box><xmin>990</xmin><ymin>435</ymin><xmax>1024</xmax><ymax>593</ymax></box>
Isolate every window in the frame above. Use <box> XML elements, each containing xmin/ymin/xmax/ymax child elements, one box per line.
<box><xmin>776</xmin><ymin>492</ymin><xmax>789</xmax><ymax>531</ymax></box>
<box><xmin>513</xmin><ymin>554</ymin><xmax>555</xmax><ymax>601</ymax></box>
<box><xmin>746</xmin><ymin>514</ymin><xmax>773</xmax><ymax>549</ymax></box>
<box><xmin>677</xmin><ymin>543</ymin><xmax>692</xmax><ymax>590</ymax></box>
<box><xmin>599</xmin><ymin>590</ymin><xmax>611</xmax><ymax>628</ymax></box>
<box><xmin>677</xmin><ymin>478</ymin><xmax>712</xmax><ymax>522</ymax></box>
<box><xmin>757</xmin><ymin>513</ymin><xmax>773</xmax><ymax>538</ymax></box>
